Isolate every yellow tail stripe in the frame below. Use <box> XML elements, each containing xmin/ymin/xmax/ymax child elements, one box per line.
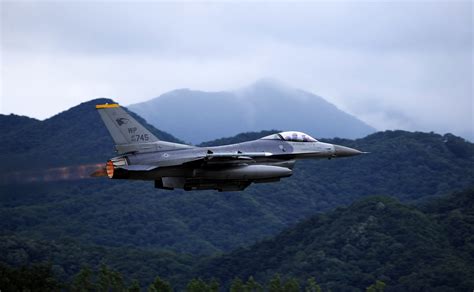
<box><xmin>95</xmin><ymin>103</ymin><xmax>120</xmax><ymax>109</ymax></box>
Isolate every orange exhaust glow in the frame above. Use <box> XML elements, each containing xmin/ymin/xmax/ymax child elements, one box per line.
<box><xmin>0</xmin><ymin>163</ymin><xmax>107</xmax><ymax>185</ymax></box>
<box><xmin>106</xmin><ymin>161</ymin><xmax>114</xmax><ymax>178</ymax></box>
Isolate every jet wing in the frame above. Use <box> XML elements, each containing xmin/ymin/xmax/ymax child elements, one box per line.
<box><xmin>185</xmin><ymin>151</ymin><xmax>273</xmax><ymax>165</ymax></box>
<box><xmin>206</xmin><ymin>151</ymin><xmax>272</xmax><ymax>160</ymax></box>
<box><xmin>99</xmin><ymin>151</ymin><xmax>275</xmax><ymax>175</ymax></box>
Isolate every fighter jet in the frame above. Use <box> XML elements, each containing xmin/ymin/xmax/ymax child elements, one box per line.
<box><xmin>93</xmin><ymin>103</ymin><xmax>365</xmax><ymax>191</ymax></box>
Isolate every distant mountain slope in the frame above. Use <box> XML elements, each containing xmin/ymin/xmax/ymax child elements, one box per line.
<box><xmin>0</xmin><ymin>114</ymin><xmax>39</xmax><ymax>136</ymax></box>
<box><xmin>1</xmin><ymin>99</ymin><xmax>473</xmax><ymax>256</ymax></box>
<box><xmin>128</xmin><ymin>80</ymin><xmax>375</xmax><ymax>144</ymax></box>
<box><xmin>200</xmin><ymin>129</ymin><xmax>474</xmax><ymax>202</ymax></box>
<box><xmin>197</xmin><ymin>130</ymin><xmax>280</xmax><ymax>147</ymax></box>
<box><xmin>0</xmin><ymin>122</ymin><xmax>472</xmax><ymax>256</ymax></box>
<box><xmin>0</xmin><ymin>98</ymin><xmax>183</xmax><ymax>171</ymax></box>
<box><xmin>195</xmin><ymin>188</ymin><xmax>474</xmax><ymax>291</ymax></box>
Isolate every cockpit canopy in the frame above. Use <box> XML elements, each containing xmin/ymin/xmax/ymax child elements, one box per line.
<box><xmin>261</xmin><ymin>131</ymin><xmax>318</xmax><ymax>142</ymax></box>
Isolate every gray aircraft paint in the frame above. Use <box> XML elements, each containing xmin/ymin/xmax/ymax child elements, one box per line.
<box><xmin>94</xmin><ymin>103</ymin><xmax>364</xmax><ymax>191</ymax></box>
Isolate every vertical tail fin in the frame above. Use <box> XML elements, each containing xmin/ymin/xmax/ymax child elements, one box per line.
<box><xmin>96</xmin><ymin>103</ymin><xmax>159</xmax><ymax>145</ymax></box>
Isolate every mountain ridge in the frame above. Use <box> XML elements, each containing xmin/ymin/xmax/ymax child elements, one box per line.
<box><xmin>0</xmin><ymin>98</ymin><xmax>183</xmax><ymax>171</ymax></box>
<box><xmin>128</xmin><ymin>80</ymin><xmax>376</xmax><ymax>144</ymax></box>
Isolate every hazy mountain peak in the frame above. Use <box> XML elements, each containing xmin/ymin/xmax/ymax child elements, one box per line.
<box><xmin>129</xmin><ymin>81</ymin><xmax>376</xmax><ymax>143</ymax></box>
<box><xmin>163</xmin><ymin>88</ymin><xmax>192</xmax><ymax>96</ymax></box>
<box><xmin>235</xmin><ymin>78</ymin><xmax>298</xmax><ymax>98</ymax></box>
<box><xmin>249</xmin><ymin>77</ymin><xmax>289</xmax><ymax>89</ymax></box>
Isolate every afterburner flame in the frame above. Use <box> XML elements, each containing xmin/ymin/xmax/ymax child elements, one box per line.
<box><xmin>1</xmin><ymin>163</ymin><xmax>106</xmax><ymax>185</ymax></box>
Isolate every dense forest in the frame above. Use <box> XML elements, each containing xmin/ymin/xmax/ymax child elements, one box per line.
<box><xmin>1</xmin><ymin>128</ymin><xmax>473</xmax><ymax>255</ymax></box>
<box><xmin>0</xmin><ymin>98</ymin><xmax>182</xmax><ymax>171</ymax></box>
<box><xmin>1</xmin><ymin>102</ymin><xmax>472</xmax><ymax>255</ymax></box>
<box><xmin>1</xmin><ymin>189</ymin><xmax>472</xmax><ymax>291</ymax></box>
<box><xmin>1</xmin><ymin>99</ymin><xmax>473</xmax><ymax>290</ymax></box>
<box><xmin>194</xmin><ymin>188</ymin><xmax>474</xmax><ymax>291</ymax></box>
<box><xmin>1</xmin><ymin>263</ymin><xmax>332</xmax><ymax>292</ymax></box>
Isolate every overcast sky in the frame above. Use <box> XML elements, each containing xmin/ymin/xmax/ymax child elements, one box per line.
<box><xmin>1</xmin><ymin>1</ymin><xmax>473</xmax><ymax>139</ymax></box>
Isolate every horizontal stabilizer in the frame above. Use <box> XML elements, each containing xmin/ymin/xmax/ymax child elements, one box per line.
<box><xmin>120</xmin><ymin>165</ymin><xmax>159</xmax><ymax>171</ymax></box>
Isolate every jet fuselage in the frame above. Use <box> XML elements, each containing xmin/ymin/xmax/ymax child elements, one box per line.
<box><xmin>94</xmin><ymin>103</ymin><xmax>364</xmax><ymax>191</ymax></box>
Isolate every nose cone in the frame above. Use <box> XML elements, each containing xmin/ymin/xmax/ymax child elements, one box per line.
<box><xmin>333</xmin><ymin>144</ymin><xmax>363</xmax><ymax>157</ymax></box>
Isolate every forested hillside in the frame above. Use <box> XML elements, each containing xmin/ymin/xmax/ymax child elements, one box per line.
<box><xmin>194</xmin><ymin>188</ymin><xmax>474</xmax><ymax>291</ymax></box>
<box><xmin>0</xmin><ymin>234</ymin><xmax>195</xmax><ymax>286</ymax></box>
<box><xmin>1</xmin><ymin>101</ymin><xmax>473</xmax><ymax>256</ymax></box>
<box><xmin>0</xmin><ymin>98</ymin><xmax>182</xmax><ymax>171</ymax></box>
<box><xmin>1</xmin><ymin>100</ymin><xmax>473</xmax><ymax>290</ymax></box>
<box><xmin>1</xmin><ymin>114</ymin><xmax>39</xmax><ymax>136</ymax></box>
<box><xmin>201</xmin><ymin>129</ymin><xmax>474</xmax><ymax>202</ymax></box>
<box><xmin>1</xmin><ymin>189</ymin><xmax>472</xmax><ymax>291</ymax></box>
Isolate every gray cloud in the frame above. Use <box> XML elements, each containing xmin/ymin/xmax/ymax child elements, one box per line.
<box><xmin>1</xmin><ymin>1</ymin><xmax>472</xmax><ymax>139</ymax></box>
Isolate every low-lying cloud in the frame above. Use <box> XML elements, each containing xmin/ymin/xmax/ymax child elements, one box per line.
<box><xmin>1</xmin><ymin>1</ymin><xmax>472</xmax><ymax>139</ymax></box>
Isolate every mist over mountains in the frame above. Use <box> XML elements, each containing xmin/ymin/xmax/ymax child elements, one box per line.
<box><xmin>128</xmin><ymin>79</ymin><xmax>376</xmax><ymax>144</ymax></box>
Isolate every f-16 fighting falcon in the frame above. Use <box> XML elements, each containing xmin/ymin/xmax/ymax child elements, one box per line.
<box><xmin>93</xmin><ymin>103</ymin><xmax>365</xmax><ymax>191</ymax></box>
